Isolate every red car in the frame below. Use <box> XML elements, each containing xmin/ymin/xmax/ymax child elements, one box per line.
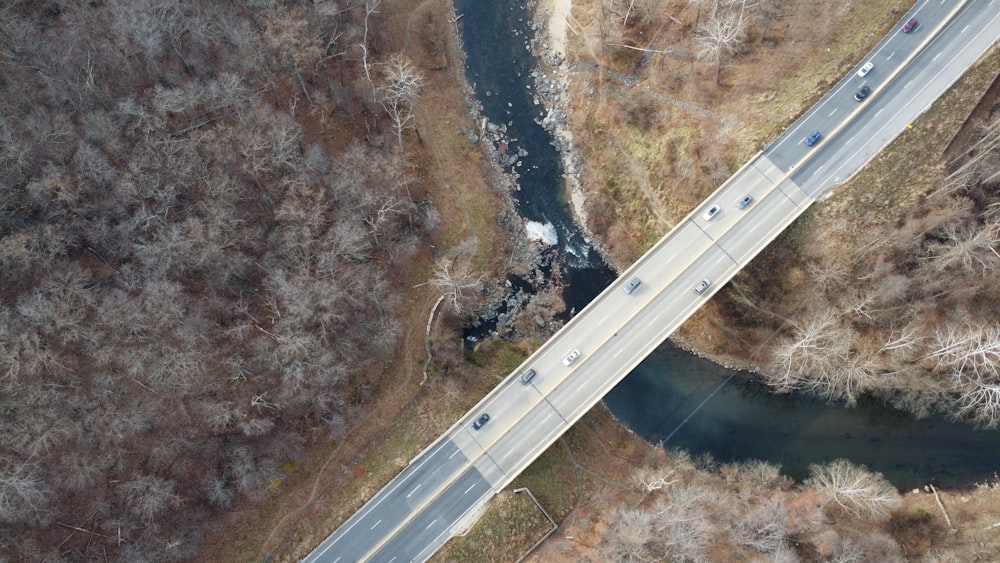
<box><xmin>903</xmin><ymin>18</ymin><xmax>918</xmax><ymax>33</ymax></box>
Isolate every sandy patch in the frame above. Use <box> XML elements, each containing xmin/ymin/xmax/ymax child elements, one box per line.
<box><xmin>546</xmin><ymin>0</ymin><xmax>572</xmax><ymax>58</ymax></box>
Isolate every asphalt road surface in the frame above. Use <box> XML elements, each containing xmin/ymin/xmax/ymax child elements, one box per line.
<box><xmin>303</xmin><ymin>2</ymin><xmax>1000</xmax><ymax>561</ymax></box>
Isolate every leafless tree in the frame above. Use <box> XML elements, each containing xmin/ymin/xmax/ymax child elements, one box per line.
<box><xmin>360</xmin><ymin>0</ymin><xmax>382</xmax><ymax>101</ymax></box>
<box><xmin>832</xmin><ymin>531</ymin><xmax>905</xmax><ymax>562</ymax></box>
<box><xmin>0</xmin><ymin>456</ymin><xmax>50</xmax><ymax>524</ymax></box>
<box><xmin>599</xmin><ymin>507</ymin><xmax>654</xmax><ymax>561</ymax></box>
<box><xmin>378</xmin><ymin>53</ymin><xmax>426</xmax><ymax>152</ymax></box>
<box><xmin>632</xmin><ymin>465</ymin><xmax>677</xmax><ymax>495</ymax></box>
<box><xmin>652</xmin><ymin>484</ymin><xmax>721</xmax><ymax>559</ymax></box>
<box><xmin>922</xmin><ymin>221</ymin><xmax>1000</xmax><ymax>277</ymax></box>
<box><xmin>428</xmin><ymin>257</ymin><xmax>481</xmax><ymax>314</ymax></box>
<box><xmin>770</xmin><ymin>311</ymin><xmax>853</xmax><ymax>391</ymax></box>
<box><xmin>731</xmin><ymin>496</ymin><xmax>790</xmax><ymax>553</ymax></box>
<box><xmin>927</xmin><ymin>323</ymin><xmax>1000</xmax><ymax>380</ymax></box>
<box><xmin>695</xmin><ymin>0</ymin><xmax>752</xmax><ymax>83</ymax></box>
<box><xmin>950</xmin><ymin>378</ymin><xmax>1000</xmax><ymax>429</ymax></box>
<box><xmin>117</xmin><ymin>475</ymin><xmax>183</xmax><ymax>524</ymax></box>
<box><xmin>805</xmin><ymin>459</ymin><xmax>900</xmax><ymax>521</ymax></box>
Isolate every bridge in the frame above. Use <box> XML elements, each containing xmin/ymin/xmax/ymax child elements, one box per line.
<box><xmin>304</xmin><ymin>1</ymin><xmax>1000</xmax><ymax>561</ymax></box>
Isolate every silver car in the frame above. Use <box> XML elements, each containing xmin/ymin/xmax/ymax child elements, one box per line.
<box><xmin>694</xmin><ymin>279</ymin><xmax>712</xmax><ymax>295</ymax></box>
<box><xmin>563</xmin><ymin>349</ymin><xmax>581</xmax><ymax>366</ymax></box>
<box><xmin>735</xmin><ymin>195</ymin><xmax>753</xmax><ymax>209</ymax></box>
<box><xmin>623</xmin><ymin>277</ymin><xmax>642</xmax><ymax>294</ymax></box>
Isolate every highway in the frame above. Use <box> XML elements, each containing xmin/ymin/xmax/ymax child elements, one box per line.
<box><xmin>303</xmin><ymin>1</ymin><xmax>1000</xmax><ymax>561</ymax></box>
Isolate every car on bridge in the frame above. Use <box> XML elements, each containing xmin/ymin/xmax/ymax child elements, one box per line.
<box><xmin>623</xmin><ymin>277</ymin><xmax>642</xmax><ymax>294</ymax></box>
<box><xmin>735</xmin><ymin>195</ymin><xmax>753</xmax><ymax>209</ymax></box>
<box><xmin>805</xmin><ymin>131</ymin><xmax>822</xmax><ymax>146</ymax></box>
<box><xmin>562</xmin><ymin>349</ymin><xmax>581</xmax><ymax>366</ymax></box>
<box><xmin>520</xmin><ymin>369</ymin><xmax>536</xmax><ymax>385</ymax></box>
<box><xmin>702</xmin><ymin>204</ymin><xmax>721</xmax><ymax>221</ymax></box>
<box><xmin>854</xmin><ymin>85</ymin><xmax>871</xmax><ymax>101</ymax></box>
<box><xmin>694</xmin><ymin>279</ymin><xmax>712</xmax><ymax>295</ymax></box>
<box><xmin>903</xmin><ymin>17</ymin><xmax>918</xmax><ymax>33</ymax></box>
<box><xmin>472</xmin><ymin>413</ymin><xmax>490</xmax><ymax>430</ymax></box>
<box><xmin>857</xmin><ymin>61</ymin><xmax>874</xmax><ymax>77</ymax></box>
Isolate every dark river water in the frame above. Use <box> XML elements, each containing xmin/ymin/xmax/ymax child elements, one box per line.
<box><xmin>454</xmin><ymin>0</ymin><xmax>1000</xmax><ymax>489</ymax></box>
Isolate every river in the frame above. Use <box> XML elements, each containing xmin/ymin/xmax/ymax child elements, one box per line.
<box><xmin>454</xmin><ymin>0</ymin><xmax>1000</xmax><ymax>489</ymax></box>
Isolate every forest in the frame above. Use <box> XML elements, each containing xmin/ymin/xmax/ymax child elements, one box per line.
<box><xmin>0</xmin><ymin>0</ymin><xmax>447</xmax><ymax>558</ymax></box>
<box><xmin>3</xmin><ymin>0</ymin><xmax>999</xmax><ymax>559</ymax></box>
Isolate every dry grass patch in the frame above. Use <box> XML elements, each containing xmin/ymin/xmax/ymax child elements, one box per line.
<box><xmin>432</xmin><ymin>490</ymin><xmax>555</xmax><ymax>562</ymax></box>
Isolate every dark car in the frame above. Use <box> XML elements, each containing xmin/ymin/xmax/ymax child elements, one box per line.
<box><xmin>805</xmin><ymin>131</ymin><xmax>822</xmax><ymax>147</ymax></box>
<box><xmin>520</xmin><ymin>369</ymin><xmax>537</xmax><ymax>385</ymax></box>
<box><xmin>472</xmin><ymin>413</ymin><xmax>490</xmax><ymax>430</ymax></box>
<box><xmin>854</xmin><ymin>85</ymin><xmax>871</xmax><ymax>102</ymax></box>
<box><xmin>903</xmin><ymin>17</ymin><xmax>917</xmax><ymax>33</ymax></box>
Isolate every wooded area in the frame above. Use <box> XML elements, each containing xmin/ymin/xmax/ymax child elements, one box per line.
<box><xmin>0</xmin><ymin>1</ymin><xmax>440</xmax><ymax>558</ymax></box>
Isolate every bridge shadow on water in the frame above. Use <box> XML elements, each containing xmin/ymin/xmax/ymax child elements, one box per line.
<box><xmin>455</xmin><ymin>0</ymin><xmax>1000</xmax><ymax>489</ymax></box>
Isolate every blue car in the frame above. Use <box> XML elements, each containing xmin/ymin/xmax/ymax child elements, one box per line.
<box><xmin>472</xmin><ymin>413</ymin><xmax>490</xmax><ymax>430</ymax></box>
<box><xmin>805</xmin><ymin>131</ymin><xmax>822</xmax><ymax>147</ymax></box>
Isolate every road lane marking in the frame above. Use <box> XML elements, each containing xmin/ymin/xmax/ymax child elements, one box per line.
<box><xmin>961</xmin><ymin>25</ymin><xmax>970</xmax><ymax>33</ymax></box>
<box><xmin>426</xmin><ymin>519</ymin><xmax>437</xmax><ymax>530</ymax></box>
<box><xmin>819</xmin><ymin>14</ymin><xmax>1000</xmax><ymax>195</ymax></box>
<box><xmin>598</xmin><ymin>315</ymin><xmax>608</xmax><ymax>325</ymax></box>
<box><xmin>542</xmin><ymin>413</ymin><xmax>552</xmax><ymax>424</ymax></box>
<box><xmin>887</xmin><ymin>51</ymin><xmax>895</xmax><ymax>61</ymax></box>
<box><xmin>828</xmin><ymin>109</ymin><xmax>837</xmax><ymax>117</ymax></box>
<box><xmin>933</xmin><ymin>52</ymin><xmax>942</xmax><ymax>61</ymax></box>
<box><xmin>846</xmin><ymin>136</ymin><xmax>854</xmax><ymax>145</ymax></box>
<box><xmin>449</xmin><ymin>449</ymin><xmax>459</xmax><ymax>459</ymax></box>
<box><xmin>333</xmin><ymin>558</ymin><xmax>341</xmax><ymax>563</ymax></box>
<box><xmin>407</xmin><ymin>484</ymin><xmax>421</xmax><ymax>498</ymax></box>
<box><xmin>874</xmin><ymin>108</ymin><xmax>883</xmax><ymax>117</ymax></box>
<box><xmin>613</xmin><ymin>348</ymin><xmax>624</xmax><ymax>358</ymax></box>
<box><xmin>464</xmin><ymin>484</ymin><xmax>476</xmax><ymax>494</ymax></box>
<box><xmin>314</xmin><ymin>439</ymin><xmax>451</xmax><ymax>556</ymax></box>
<box><xmin>371</xmin><ymin>519</ymin><xmax>382</xmax><ymax>530</ymax></box>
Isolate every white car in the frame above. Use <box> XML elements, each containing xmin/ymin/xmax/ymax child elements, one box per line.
<box><xmin>562</xmin><ymin>349</ymin><xmax>581</xmax><ymax>366</ymax></box>
<box><xmin>857</xmin><ymin>61</ymin><xmax>874</xmax><ymax>77</ymax></box>
<box><xmin>702</xmin><ymin>205</ymin><xmax>720</xmax><ymax>221</ymax></box>
<box><xmin>694</xmin><ymin>279</ymin><xmax>712</xmax><ymax>295</ymax></box>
